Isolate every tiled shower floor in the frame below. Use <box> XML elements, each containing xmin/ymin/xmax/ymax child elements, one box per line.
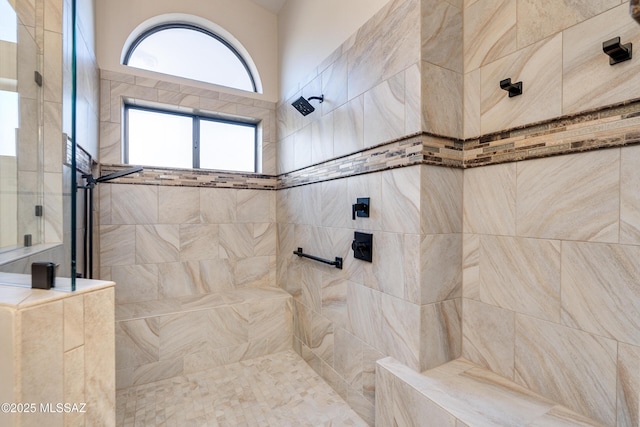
<box><xmin>116</xmin><ymin>350</ymin><xmax>368</xmax><ymax>426</ymax></box>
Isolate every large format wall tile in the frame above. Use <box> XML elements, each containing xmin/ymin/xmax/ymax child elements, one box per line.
<box><xmin>382</xmin><ymin>166</ymin><xmax>421</xmax><ymax>234</ymax></box>
<box><xmin>421</xmin><ymin>165</ymin><xmax>463</xmax><ymax>234</ymax></box>
<box><xmin>621</xmin><ymin>145</ymin><xmax>640</xmax><ymax>244</ymax></box>
<box><xmin>516</xmin><ymin>149</ymin><xmax>619</xmax><ymax>242</ymax></box>
<box><xmin>462</xmin><ymin>299</ymin><xmax>514</xmax><ymax>379</ymax></box>
<box><xmin>618</xmin><ymin>342</ymin><xmax>640</xmax><ymax>427</ymax></box>
<box><xmin>515</xmin><ymin>315</ymin><xmax>617</xmax><ymax>425</ymax></box>
<box><xmin>420</xmin><ymin>299</ymin><xmax>461</xmax><ymax>371</ymax></box>
<box><xmin>464</xmin><ymin>0</ymin><xmax>516</xmax><ymax>71</ymax></box>
<box><xmin>158</xmin><ymin>186</ymin><xmax>199</xmax><ymax>224</ymax></box>
<box><xmin>422</xmin><ymin>0</ymin><xmax>463</xmax><ymax>73</ymax></box>
<box><xmin>333</xmin><ymin>96</ymin><xmax>364</xmax><ymax>158</ymax></box>
<box><xmin>517</xmin><ymin>0</ymin><xmax>618</xmax><ymax>48</ymax></box>
<box><xmin>563</xmin><ymin>3</ymin><xmax>640</xmax><ymax>114</ymax></box>
<box><xmin>479</xmin><ymin>236</ymin><xmax>561</xmax><ymax>322</ymax></box>
<box><xmin>420</xmin><ymin>234</ymin><xmax>462</xmax><ymax>304</ymax></box>
<box><xmin>422</xmin><ymin>62</ymin><xmax>463</xmax><ymax>138</ymax></box>
<box><xmin>348</xmin><ymin>0</ymin><xmax>420</xmax><ymax>99</ymax></box>
<box><xmin>463</xmin><ymin>162</ymin><xmax>516</xmax><ymax>235</ymax></box>
<box><xmin>363</xmin><ymin>71</ymin><xmax>406</xmax><ymax>148</ymax></box>
<box><xmin>561</xmin><ymin>241</ymin><xmax>640</xmax><ymax>346</ymax></box>
<box><xmin>111</xmin><ymin>184</ymin><xmax>158</xmax><ymax>225</ymax></box>
<box><xmin>480</xmin><ymin>33</ymin><xmax>562</xmax><ymax>134</ymax></box>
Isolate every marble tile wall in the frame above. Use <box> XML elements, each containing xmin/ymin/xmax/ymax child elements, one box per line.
<box><xmin>278</xmin><ymin>164</ymin><xmax>462</xmax><ymax>425</ymax></box>
<box><xmin>0</xmin><ymin>285</ymin><xmax>115</xmax><ymax>427</ymax></box>
<box><xmin>462</xmin><ymin>146</ymin><xmax>640</xmax><ymax>425</ymax></box>
<box><xmin>464</xmin><ymin>1</ymin><xmax>640</xmax><ymax>138</ymax></box>
<box><xmin>98</xmin><ymin>181</ymin><xmax>288</xmax><ymax>388</ymax></box>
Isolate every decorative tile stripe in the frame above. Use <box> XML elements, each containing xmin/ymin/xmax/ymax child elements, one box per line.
<box><xmin>463</xmin><ymin>99</ymin><xmax>640</xmax><ymax>167</ymax></box>
<box><xmin>99</xmin><ymin>164</ymin><xmax>277</xmax><ymax>190</ymax></box>
<box><xmin>98</xmin><ymin>100</ymin><xmax>640</xmax><ymax>189</ymax></box>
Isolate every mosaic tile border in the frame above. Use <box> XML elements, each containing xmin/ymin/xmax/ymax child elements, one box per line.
<box><xmin>99</xmin><ymin>164</ymin><xmax>277</xmax><ymax>190</ymax></box>
<box><xmin>463</xmin><ymin>98</ymin><xmax>640</xmax><ymax>167</ymax></box>
<box><xmin>632</xmin><ymin>0</ymin><xmax>640</xmax><ymax>25</ymax></box>
<box><xmin>99</xmin><ymin>99</ymin><xmax>640</xmax><ymax>190</ymax></box>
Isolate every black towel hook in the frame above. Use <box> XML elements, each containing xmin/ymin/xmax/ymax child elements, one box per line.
<box><xmin>500</xmin><ymin>78</ymin><xmax>522</xmax><ymax>97</ymax></box>
<box><xmin>603</xmin><ymin>37</ymin><xmax>632</xmax><ymax>65</ymax></box>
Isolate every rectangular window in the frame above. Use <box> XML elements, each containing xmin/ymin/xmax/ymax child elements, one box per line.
<box><xmin>125</xmin><ymin>105</ymin><xmax>257</xmax><ymax>172</ymax></box>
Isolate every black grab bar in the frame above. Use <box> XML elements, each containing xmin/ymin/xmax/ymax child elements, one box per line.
<box><xmin>293</xmin><ymin>247</ymin><xmax>343</xmax><ymax>269</ymax></box>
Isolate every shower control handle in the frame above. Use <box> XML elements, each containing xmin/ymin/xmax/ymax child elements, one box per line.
<box><xmin>352</xmin><ymin>198</ymin><xmax>370</xmax><ymax>220</ymax></box>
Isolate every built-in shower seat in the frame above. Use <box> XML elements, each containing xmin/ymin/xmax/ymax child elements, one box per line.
<box><xmin>376</xmin><ymin>357</ymin><xmax>603</xmax><ymax>426</ymax></box>
<box><xmin>115</xmin><ymin>287</ymin><xmax>292</xmax><ymax>389</ymax></box>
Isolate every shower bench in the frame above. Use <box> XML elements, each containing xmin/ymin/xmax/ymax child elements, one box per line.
<box><xmin>376</xmin><ymin>357</ymin><xmax>603</xmax><ymax>426</ymax></box>
<box><xmin>115</xmin><ymin>287</ymin><xmax>292</xmax><ymax>389</ymax></box>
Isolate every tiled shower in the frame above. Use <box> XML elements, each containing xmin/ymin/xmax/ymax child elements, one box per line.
<box><xmin>96</xmin><ymin>0</ymin><xmax>640</xmax><ymax>426</ymax></box>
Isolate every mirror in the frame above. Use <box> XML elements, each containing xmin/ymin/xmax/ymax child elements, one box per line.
<box><xmin>0</xmin><ymin>0</ymin><xmax>73</xmax><ymax>285</ymax></box>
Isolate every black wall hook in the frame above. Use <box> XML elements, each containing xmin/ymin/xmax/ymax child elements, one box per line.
<box><xmin>603</xmin><ymin>37</ymin><xmax>632</xmax><ymax>65</ymax></box>
<box><xmin>500</xmin><ymin>78</ymin><xmax>522</xmax><ymax>97</ymax></box>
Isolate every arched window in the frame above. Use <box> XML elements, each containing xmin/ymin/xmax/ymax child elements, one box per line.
<box><xmin>123</xmin><ymin>23</ymin><xmax>256</xmax><ymax>92</ymax></box>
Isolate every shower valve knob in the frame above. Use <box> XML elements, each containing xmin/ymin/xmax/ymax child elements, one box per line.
<box><xmin>352</xmin><ymin>198</ymin><xmax>370</xmax><ymax>220</ymax></box>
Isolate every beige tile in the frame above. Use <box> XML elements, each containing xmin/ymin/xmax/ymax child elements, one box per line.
<box><xmin>393</xmin><ymin>378</ymin><xmax>457</xmax><ymax>426</ymax></box>
<box><xmin>422</xmin><ymin>62</ymin><xmax>463</xmax><ymax>138</ymax></box>
<box><xmin>621</xmin><ymin>145</ymin><xmax>640</xmax><ymax>244</ymax></box>
<box><xmin>333</xmin><ymin>96</ymin><xmax>364</xmax><ymax>158</ymax></box>
<box><xmin>421</xmin><ymin>234</ymin><xmax>462</xmax><ymax>304</ymax></box>
<box><xmin>347</xmin><ymin>389</ymin><xmax>375</xmax><ymax>426</ymax></box>
<box><xmin>321</xmin><ymin>178</ymin><xmax>350</xmax><ymax>229</ymax></box>
<box><xmin>84</xmin><ymin>288</ymin><xmax>115</xmax><ymax>426</ymax></box>
<box><xmin>158</xmin><ymin>186</ymin><xmax>199</xmax><ymax>224</ymax></box>
<box><xmin>100</xmin><ymin>225</ymin><xmax>136</xmax><ymax>267</ymax></box>
<box><xmin>347</xmin><ymin>283</ymin><xmax>381</xmax><ymax>348</ymax></box>
<box><xmin>237</xmin><ymin>189</ymin><xmax>273</xmax><ymax>223</ymax></box>
<box><xmin>463</xmin><ymin>69</ymin><xmax>481</xmax><ymax>139</ymax></box>
<box><xmin>462</xmin><ymin>234</ymin><xmax>480</xmax><ymax>300</ymax></box>
<box><xmin>479</xmin><ymin>236</ymin><xmax>561</xmax><ymax>322</ymax></box>
<box><xmin>311</xmin><ymin>111</ymin><xmax>334</xmax><ymax>164</ymax></box>
<box><xmin>110</xmin><ymin>184</ymin><xmax>158</xmax><ymax>225</ymax></box>
<box><xmin>563</xmin><ymin>3</ymin><xmax>640</xmax><ymax>114</ymax></box>
<box><xmin>462</xmin><ymin>298</ymin><xmax>515</xmax><ymax>379</ymax></box>
<box><xmin>335</xmin><ymin>327</ymin><xmax>364</xmax><ymax>389</ymax></box>
<box><xmin>131</xmin><ymin>358</ymin><xmax>183</xmax><ymax>387</ymax></box>
<box><xmin>364</xmin><ymin>71</ymin><xmax>405</xmax><ymax>148</ymax></box>
<box><xmin>219</xmin><ymin>223</ymin><xmax>253</xmax><ymax>258</ymax></box>
<box><xmin>347</xmin><ymin>0</ymin><xmax>420</xmax><ymax>98</ymax></box>
<box><xmin>253</xmin><ymin>222</ymin><xmax>276</xmax><ymax>256</ymax></box>
<box><xmin>233</xmin><ymin>256</ymin><xmax>275</xmax><ymax>288</ymax></box>
<box><xmin>63</xmin><ymin>345</ymin><xmax>85</xmax><ymax>426</ymax></box>
<box><xmin>99</xmin><ymin>121</ymin><xmax>122</xmax><ymax>164</ymax></box>
<box><xmin>422</xmin><ymin>0</ymin><xmax>463</xmax><ymax>73</ymax></box>
<box><xmin>179</xmin><ymin>224</ymin><xmax>218</xmax><ymax>261</ymax></box>
<box><xmin>293</xmin><ymin>124</ymin><xmax>312</xmax><ymax>170</ymax></box>
<box><xmin>516</xmin><ymin>149</ymin><xmax>619</xmax><ymax>242</ymax></box>
<box><xmin>420</xmin><ymin>299</ymin><xmax>462</xmax><ymax>371</ymax></box>
<box><xmin>322</xmin><ymin>54</ymin><xmax>348</xmax><ymax>116</ymax></box>
<box><xmin>64</xmin><ymin>294</ymin><xmax>84</xmax><ymax>351</ymax></box>
<box><xmin>463</xmin><ymin>162</ymin><xmax>516</xmax><ymax>235</ymax></box>
<box><xmin>20</xmin><ymin>302</ymin><xmax>64</xmax><ymax>422</ymax></box>
<box><xmin>115</xmin><ymin>317</ymin><xmax>159</xmax><ymax>369</ymax></box>
<box><xmin>562</xmin><ymin>241</ymin><xmax>640</xmax><ymax>346</ymax></box>
<box><xmin>515</xmin><ymin>315</ymin><xmax>617</xmax><ymax>425</ymax></box>
<box><xmin>135</xmin><ymin>224</ymin><xmax>179</xmax><ymax>264</ymax></box>
<box><xmin>517</xmin><ymin>0</ymin><xmax>618</xmax><ymax>48</ymax></box>
<box><xmin>464</xmin><ymin>0</ymin><xmax>516</xmax><ymax>71</ymax></box>
<box><xmin>111</xmin><ymin>264</ymin><xmax>158</xmax><ymax>304</ymax></box>
<box><xmin>363</xmin><ymin>231</ymin><xmax>407</xmax><ymax>300</ymax></box>
<box><xmin>363</xmin><ymin>342</ymin><xmax>385</xmax><ymax>403</ymax></box>
<box><xmin>421</xmin><ymin>165</ymin><xmax>463</xmax><ymax>234</ymax></box>
<box><xmin>375</xmin><ymin>361</ymin><xmax>395</xmax><ymax>426</ymax></box>
<box><xmin>618</xmin><ymin>342</ymin><xmax>640</xmax><ymax>427</ymax></box>
<box><xmin>480</xmin><ymin>33</ymin><xmax>562</xmax><ymax>134</ymax></box>
<box><xmin>158</xmin><ymin>311</ymin><xmax>208</xmax><ymax>360</ymax></box>
<box><xmin>322</xmin><ymin>277</ymin><xmax>348</xmax><ymax>330</ymax></box>
<box><xmin>380</xmin><ymin>293</ymin><xmax>421</xmax><ymax>370</ymax></box>
<box><xmin>405</xmin><ymin>64</ymin><xmax>422</xmax><ymax>135</ymax></box>
<box><xmin>382</xmin><ymin>165</ymin><xmax>421</xmax><ymax>233</ymax></box>
<box><xmin>158</xmin><ymin>261</ymin><xmax>203</xmax><ymax>298</ymax></box>
<box><xmin>199</xmin><ymin>187</ymin><xmax>236</xmax><ymax>223</ymax></box>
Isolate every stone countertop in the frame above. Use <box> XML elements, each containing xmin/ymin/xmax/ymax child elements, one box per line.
<box><xmin>0</xmin><ymin>272</ymin><xmax>114</xmax><ymax>309</ymax></box>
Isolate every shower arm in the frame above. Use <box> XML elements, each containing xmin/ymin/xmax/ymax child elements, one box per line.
<box><xmin>308</xmin><ymin>95</ymin><xmax>324</xmax><ymax>103</ymax></box>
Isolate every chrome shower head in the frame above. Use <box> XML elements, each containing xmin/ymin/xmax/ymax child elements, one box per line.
<box><xmin>291</xmin><ymin>95</ymin><xmax>324</xmax><ymax>116</ymax></box>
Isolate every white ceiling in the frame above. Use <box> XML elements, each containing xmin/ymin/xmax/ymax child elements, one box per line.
<box><xmin>249</xmin><ymin>0</ymin><xmax>286</xmax><ymax>14</ymax></box>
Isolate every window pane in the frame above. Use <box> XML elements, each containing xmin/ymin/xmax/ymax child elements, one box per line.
<box><xmin>128</xmin><ymin>109</ymin><xmax>192</xmax><ymax>168</ymax></box>
<box><xmin>126</xmin><ymin>27</ymin><xmax>254</xmax><ymax>92</ymax></box>
<box><xmin>200</xmin><ymin>120</ymin><xmax>255</xmax><ymax>172</ymax></box>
